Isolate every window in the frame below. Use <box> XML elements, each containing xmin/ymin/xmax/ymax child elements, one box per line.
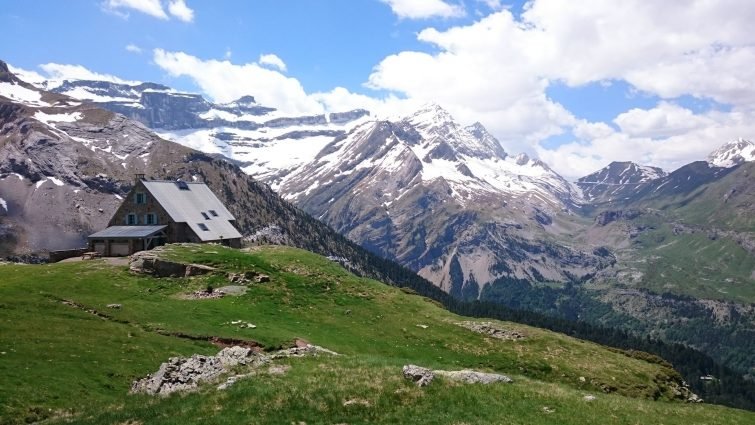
<box><xmin>209</xmin><ymin>210</ymin><xmax>218</xmax><ymax>217</ymax></box>
<box><xmin>144</xmin><ymin>213</ymin><xmax>157</xmax><ymax>225</ymax></box>
<box><xmin>126</xmin><ymin>213</ymin><xmax>137</xmax><ymax>225</ymax></box>
<box><xmin>201</xmin><ymin>212</ymin><xmax>210</xmax><ymax>220</ymax></box>
<box><xmin>197</xmin><ymin>223</ymin><xmax>209</xmax><ymax>231</ymax></box>
<box><xmin>135</xmin><ymin>192</ymin><xmax>147</xmax><ymax>204</ymax></box>
<box><xmin>176</xmin><ymin>180</ymin><xmax>190</xmax><ymax>190</ymax></box>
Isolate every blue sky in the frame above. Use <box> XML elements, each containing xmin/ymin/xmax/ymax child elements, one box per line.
<box><xmin>2</xmin><ymin>0</ymin><xmax>754</xmax><ymax>178</ymax></box>
<box><xmin>2</xmin><ymin>0</ymin><xmax>490</xmax><ymax>93</ymax></box>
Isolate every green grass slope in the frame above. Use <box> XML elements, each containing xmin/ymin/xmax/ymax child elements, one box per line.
<box><xmin>623</xmin><ymin>215</ymin><xmax>755</xmax><ymax>303</ymax></box>
<box><xmin>0</xmin><ymin>244</ymin><xmax>753</xmax><ymax>424</ymax></box>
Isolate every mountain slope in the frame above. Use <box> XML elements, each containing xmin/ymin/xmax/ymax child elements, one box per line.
<box><xmin>4</xmin><ymin>244</ymin><xmax>752</xmax><ymax>423</ymax></box>
<box><xmin>279</xmin><ymin>106</ymin><xmax>604</xmax><ymax>298</ymax></box>
<box><xmin>0</xmin><ymin>60</ymin><xmax>447</xmax><ymax>300</ymax></box>
<box><xmin>16</xmin><ymin>70</ymin><xmax>605</xmax><ymax>298</ymax></box>
<box><xmin>7</xmin><ymin>62</ymin><xmax>754</xmax><ymax>385</ymax></box>
<box><xmin>566</xmin><ymin>157</ymin><xmax>755</xmax><ymax>376</ymax></box>
<box><xmin>577</xmin><ymin>161</ymin><xmax>667</xmax><ymax>204</ymax></box>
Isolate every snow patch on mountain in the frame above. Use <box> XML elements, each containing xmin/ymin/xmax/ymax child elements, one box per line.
<box><xmin>34</xmin><ymin>111</ymin><xmax>82</xmax><ymax>125</ymax></box>
<box><xmin>282</xmin><ymin>105</ymin><xmax>578</xmax><ymax>211</ymax></box>
<box><xmin>0</xmin><ymin>82</ymin><xmax>49</xmax><ymax>106</ymax></box>
<box><xmin>577</xmin><ymin>161</ymin><xmax>668</xmax><ymax>203</ymax></box>
<box><xmin>58</xmin><ymin>86</ymin><xmax>136</xmax><ymax>103</ymax></box>
<box><xmin>708</xmin><ymin>138</ymin><xmax>755</xmax><ymax>168</ymax></box>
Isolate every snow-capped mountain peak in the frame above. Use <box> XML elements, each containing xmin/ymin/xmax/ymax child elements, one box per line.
<box><xmin>405</xmin><ymin>102</ymin><xmax>455</xmax><ymax>125</ymax></box>
<box><xmin>579</xmin><ymin>161</ymin><xmax>667</xmax><ymax>185</ymax></box>
<box><xmin>576</xmin><ymin>161</ymin><xmax>667</xmax><ymax>202</ymax></box>
<box><xmin>707</xmin><ymin>138</ymin><xmax>755</xmax><ymax>168</ymax></box>
<box><xmin>402</xmin><ymin>104</ymin><xmax>507</xmax><ymax>161</ymax></box>
<box><xmin>280</xmin><ymin>103</ymin><xmax>579</xmax><ymax>214</ymax></box>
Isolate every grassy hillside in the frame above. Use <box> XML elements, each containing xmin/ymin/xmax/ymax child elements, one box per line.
<box><xmin>621</xmin><ymin>215</ymin><xmax>755</xmax><ymax>304</ymax></box>
<box><xmin>0</xmin><ymin>244</ymin><xmax>753</xmax><ymax>424</ymax></box>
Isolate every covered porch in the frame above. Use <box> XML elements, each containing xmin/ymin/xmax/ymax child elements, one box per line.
<box><xmin>87</xmin><ymin>225</ymin><xmax>167</xmax><ymax>256</ymax></box>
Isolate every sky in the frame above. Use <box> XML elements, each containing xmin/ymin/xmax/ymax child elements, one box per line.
<box><xmin>2</xmin><ymin>0</ymin><xmax>755</xmax><ymax>179</ymax></box>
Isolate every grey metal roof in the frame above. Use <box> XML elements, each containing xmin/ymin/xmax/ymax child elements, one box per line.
<box><xmin>141</xmin><ymin>181</ymin><xmax>242</xmax><ymax>241</ymax></box>
<box><xmin>88</xmin><ymin>225</ymin><xmax>167</xmax><ymax>239</ymax></box>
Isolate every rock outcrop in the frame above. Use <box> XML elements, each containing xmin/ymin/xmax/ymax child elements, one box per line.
<box><xmin>457</xmin><ymin>321</ymin><xmax>525</xmax><ymax>340</ymax></box>
<box><xmin>435</xmin><ymin>369</ymin><xmax>513</xmax><ymax>384</ymax></box>
<box><xmin>132</xmin><ymin>344</ymin><xmax>338</xmax><ymax>396</ymax></box>
<box><xmin>129</xmin><ymin>249</ymin><xmax>216</xmax><ymax>277</ymax></box>
<box><xmin>402</xmin><ymin>364</ymin><xmax>512</xmax><ymax>387</ymax></box>
<box><xmin>402</xmin><ymin>365</ymin><xmax>434</xmax><ymax>387</ymax></box>
<box><xmin>131</xmin><ymin>346</ymin><xmax>256</xmax><ymax>396</ymax></box>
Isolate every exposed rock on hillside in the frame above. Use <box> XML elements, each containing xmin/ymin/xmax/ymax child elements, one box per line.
<box><xmin>132</xmin><ymin>344</ymin><xmax>338</xmax><ymax>396</ymax></box>
<box><xmin>457</xmin><ymin>321</ymin><xmax>525</xmax><ymax>340</ymax></box>
<box><xmin>129</xmin><ymin>249</ymin><xmax>216</xmax><ymax>277</ymax></box>
<box><xmin>402</xmin><ymin>364</ymin><xmax>512</xmax><ymax>387</ymax></box>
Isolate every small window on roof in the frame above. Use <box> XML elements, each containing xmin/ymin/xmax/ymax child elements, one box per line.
<box><xmin>176</xmin><ymin>180</ymin><xmax>190</xmax><ymax>190</ymax></box>
<box><xmin>197</xmin><ymin>223</ymin><xmax>209</xmax><ymax>231</ymax></box>
<box><xmin>209</xmin><ymin>210</ymin><xmax>218</xmax><ymax>217</ymax></box>
<box><xmin>201</xmin><ymin>212</ymin><xmax>210</xmax><ymax>220</ymax></box>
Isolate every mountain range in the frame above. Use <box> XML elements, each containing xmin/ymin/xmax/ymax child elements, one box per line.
<box><xmin>1</xmin><ymin>60</ymin><xmax>754</xmax><ymax>379</ymax></box>
<box><xmin>0</xmin><ymin>60</ymin><xmax>441</xmax><ymax>298</ymax></box>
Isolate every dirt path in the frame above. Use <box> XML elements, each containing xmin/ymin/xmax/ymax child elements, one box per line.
<box><xmin>59</xmin><ymin>256</ymin><xmax>129</xmax><ymax>266</ymax></box>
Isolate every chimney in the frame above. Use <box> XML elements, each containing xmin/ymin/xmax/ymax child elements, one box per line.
<box><xmin>135</xmin><ymin>174</ymin><xmax>145</xmax><ymax>184</ymax></box>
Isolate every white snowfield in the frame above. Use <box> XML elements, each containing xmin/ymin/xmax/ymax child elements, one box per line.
<box><xmin>0</xmin><ymin>82</ymin><xmax>50</xmax><ymax>107</ymax></box>
<box><xmin>0</xmin><ymin>197</ymin><xmax>7</xmax><ymax>212</ymax></box>
<box><xmin>57</xmin><ymin>86</ymin><xmax>135</xmax><ymax>103</ymax></box>
<box><xmin>157</xmin><ymin>114</ymin><xmax>371</xmax><ymax>189</ymax></box>
<box><xmin>33</xmin><ymin>111</ymin><xmax>83</xmax><ymax>125</ymax></box>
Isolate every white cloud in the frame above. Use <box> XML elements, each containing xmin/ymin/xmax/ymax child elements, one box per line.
<box><xmin>103</xmin><ymin>0</ymin><xmax>194</xmax><ymax>22</ymax></box>
<box><xmin>125</xmin><ymin>43</ymin><xmax>143</xmax><ymax>54</ymax></box>
<box><xmin>311</xmin><ymin>87</ymin><xmax>421</xmax><ymax>120</ymax></box>
<box><xmin>380</xmin><ymin>0</ymin><xmax>465</xmax><ymax>20</ymax></box>
<box><xmin>167</xmin><ymin>0</ymin><xmax>194</xmax><ymax>22</ymax></box>
<box><xmin>151</xmin><ymin>50</ymin><xmax>421</xmax><ymax>119</ymax></box>
<box><xmin>8</xmin><ymin>65</ymin><xmax>48</xmax><ymax>86</ymax></box>
<box><xmin>367</xmin><ymin>11</ymin><xmax>575</xmax><ymax>153</ymax></box>
<box><xmin>39</xmin><ymin>63</ymin><xmax>139</xmax><ymax>85</ymax></box>
<box><xmin>258</xmin><ymin>54</ymin><xmax>287</xmax><ymax>72</ymax></box>
<box><xmin>537</xmin><ymin>105</ymin><xmax>755</xmax><ymax>179</ymax></box>
<box><xmin>152</xmin><ymin>49</ymin><xmax>323</xmax><ymax>114</ymax></box>
<box><xmin>519</xmin><ymin>1</ymin><xmax>755</xmax><ymax>106</ymax></box>
<box><xmin>76</xmin><ymin>0</ymin><xmax>755</xmax><ymax>180</ymax></box>
<box><xmin>366</xmin><ymin>0</ymin><xmax>755</xmax><ymax>177</ymax></box>
<box><xmin>613</xmin><ymin>102</ymin><xmax>712</xmax><ymax>139</ymax></box>
<box><xmin>103</xmin><ymin>0</ymin><xmax>168</xmax><ymax>19</ymax></box>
